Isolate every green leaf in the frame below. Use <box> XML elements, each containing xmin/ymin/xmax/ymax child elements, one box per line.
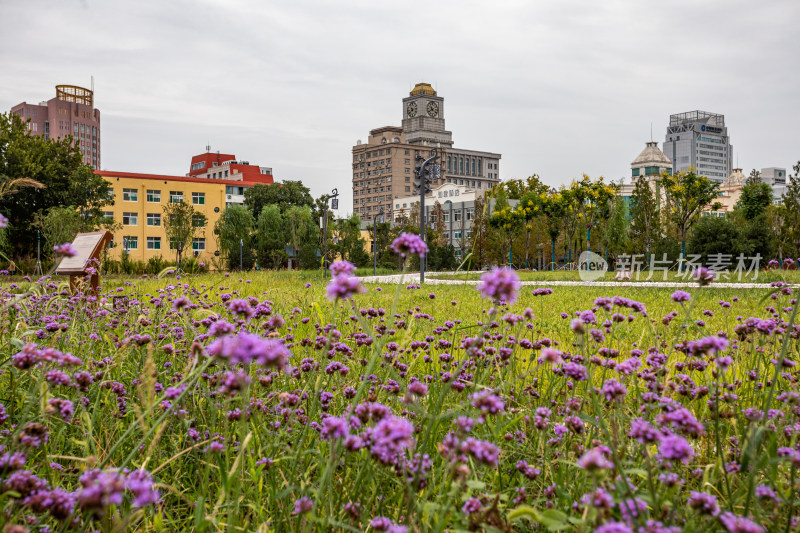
<box><xmin>508</xmin><ymin>504</ymin><xmax>539</xmax><ymax>522</ymax></box>
<box><xmin>465</xmin><ymin>479</ymin><xmax>486</xmax><ymax>491</ymax></box>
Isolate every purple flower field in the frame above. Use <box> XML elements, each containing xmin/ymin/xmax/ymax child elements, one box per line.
<box><xmin>0</xmin><ymin>258</ymin><xmax>798</xmax><ymax>531</ymax></box>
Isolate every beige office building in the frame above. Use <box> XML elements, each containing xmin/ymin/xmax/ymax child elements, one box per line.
<box><xmin>352</xmin><ymin>83</ymin><xmax>501</xmax><ymax>222</ymax></box>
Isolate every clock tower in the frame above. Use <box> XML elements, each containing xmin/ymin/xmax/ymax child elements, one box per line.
<box><xmin>401</xmin><ymin>83</ymin><xmax>453</xmax><ymax>147</ymax></box>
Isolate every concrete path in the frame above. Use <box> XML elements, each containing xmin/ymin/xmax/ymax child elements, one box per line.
<box><xmin>357</xmin><ymin>271</ymin><xmax>785</xmax><ymax>290</ymax></box>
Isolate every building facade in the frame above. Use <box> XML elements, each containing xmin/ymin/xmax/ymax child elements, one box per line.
<box><xmin>352</xmin><ymin>83</ymin><xmax>501</xmax><ymax>222</ymax></box>
<box><xmin>618</xmin><ymin>141</ymin><xmax>672</xmax><ymax>199</ymax></box>
<box><xmin>97</xmin><ymin>151</ymin><xmax>274</xmax><ymax>265</ymax></box>
<box><xmin>663</xmin><ymin>110</ymin><xmax>732</xmax><ymax>182</ymax></box>
<box><xmin>390</xmin><ymin>182</ymin><xmax>481</xmax><ymax>260</ymax></box>
<box><xmin>10</xmin><ymin>84</ymin><xmax>101</xmax><ymax>168</ymax></box>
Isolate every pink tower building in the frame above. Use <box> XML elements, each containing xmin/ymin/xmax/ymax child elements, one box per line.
<box><xmin>10</xmin><ymin>84</ymin><xmax>101</xmax><ymax>168</ymax></box>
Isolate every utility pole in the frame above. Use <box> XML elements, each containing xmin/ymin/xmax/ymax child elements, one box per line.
<box><xmin>415</xmin><ymin>148</ymin><xmax>440</xmax><ymax>284</ymax></box>
<box><xmin>239</xmin><ymin>239</ymin><xmax>243</xmax><ymax>271</ymax></box>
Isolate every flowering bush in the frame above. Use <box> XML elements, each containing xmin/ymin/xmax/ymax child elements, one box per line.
<box><xmin>0</xmin><ymin>270</ymin><xmax>796</xmax><ymax>531</ymax></box>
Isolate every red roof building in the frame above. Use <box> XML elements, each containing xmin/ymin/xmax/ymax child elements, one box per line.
<box><xmin>188</xmin><ymin>148</ymin><xmax>274</xmax><ymax>185</ymax></box>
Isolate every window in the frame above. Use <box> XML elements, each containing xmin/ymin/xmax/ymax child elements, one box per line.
<box><xmin>102</xmin><ymin>211</ymin><xmax>113</xmax><ymax>220</ymax></box>
<box><xmin>122</xmin><ymin>212</ymin><xmax>138</xmax><ymax>226</ymax></box>
<box><xmin>454</xmin><ymin>211</ymin><xmax>462</xmax><ymax>222</ymax></box>
<box><xmin>192</xmin><ymin>214</ymin><xmax>206</xmax><ymax>228</ymax></box>
<box><xmin>122</xmin><ymin>188</ymin><xmax>138</xmax><ymax>202</ymax></box>
<box><xmin>169</xmin><ymin>238</ymin><xmax>180</xmax><ymax>250</ymax></box>
<box><xmin>443</xmin><ymin>213</ymin><xmax>450</xmax><ymax>222</ymax></box>
<box><xmin>146</xmin><ymin>189</ymin><xmax>161</xmax><ymax>202</ymax></box>
<box><xmin>644</xmin><ymin>166</ymin><xmax>660</xmax><ymax>176</ymax></box>
<box><xmin>192</xmin><ymin>192</ymin><xmax>205</xmax><ymax>205</ymax></box>
<box><xmin>146</xmin><ymin>236</ymin><xmax>161</xmax><ymax>250</ymax></box>
<box><xmin>405</xmin><ymin>186</ymin><xmax>410</xmax><ymax>192</ymax></box>
<box><xmin>146</xmin><ymin>213</ymin><xmax>161</xmax><ymax>226</ymax></box>
<box><xmin>169</xmin><ymin>191</ymin><xmax>183</xmax><ymax>203</ymax></box>
<box><xmin>192</xmin><ymin>238</ymin><xmax>206</xmax><ymax>251</ymax></box>
<box><xmin>123</xmin><ymin>236</ymin><xmax>138</xmax><ymax>250</ymax></box>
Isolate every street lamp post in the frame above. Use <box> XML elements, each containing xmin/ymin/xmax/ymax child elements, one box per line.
<box><xmin>322</xmin><ymin>188</ymin><xmax>339</xmax><ymax>280</ymax></box>
<box><xmin>416</xmin><ymin>148</ymin><xmax>440</xmax><ymax>284</ymax></box>
<box><xmin>239</xmin><ymin>238</ymin><xmax>243</xmax><ymax>271</ymax></box>
<box><xmin>373</xmin><ymin>206</ymin><xmax>384</xmax><ymax>276</ymax></box>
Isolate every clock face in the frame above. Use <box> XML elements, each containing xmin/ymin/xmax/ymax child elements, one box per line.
<box><xmin>407</xmin><ymin>102</ymin><xmax>418</xmax><ymax>118</ymax></box>
<box><xmin>426</xmin><ymin>101</ymin><xmax>439</xmax><ymax>117</ymax></box>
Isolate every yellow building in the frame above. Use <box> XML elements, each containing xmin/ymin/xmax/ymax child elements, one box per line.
<box><xmin>97</xmin><ymin>170</ymin><xmax>230</xmax><ymax>265</ymax></box>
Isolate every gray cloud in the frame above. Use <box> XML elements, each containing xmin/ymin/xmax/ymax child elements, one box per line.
<box><xmin>2</xmin><ymin>0</ymin><xmax>798</xmax><ymax>212</ymax></box>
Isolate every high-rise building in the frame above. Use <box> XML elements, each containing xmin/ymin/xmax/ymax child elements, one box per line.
<box><xmin>10</xmin><ymin>84</ymin><xmax>101</xmax><ymax>168</ymax></box>
<box><xmin>352</xmin><ymin>83</ymin><xmax>501</xmax><ymax>222</ymax></box>
<box><xmin>663</xmin><ymin>110</ymin><xmax>732</xmax><ymax>182</ymax></box>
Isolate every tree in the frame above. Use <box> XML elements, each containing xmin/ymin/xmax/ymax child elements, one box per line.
<box><xmin>559</xmin><ymin>186</ymin><xmax>581</xmax><ymax>265</ymax></box>
<box><xmin>778</xmin><ymin>161</ymin><xmax>800</xmax><ymax>257</ymax></box>
<box><xmin>688</xmin><ymin>215</ymin><xmax>747</xmax><ymax>264</ymax></box>
<box><xmin>468</xmin><ymin>195</ymin><xmax>490</xmax><ymax>269</ymax></box>
<box><xmin>736</xmin><ymin>182</ymin><xmax>773</xmax><ymax>221</ymax></box>
<box><xmin>0</xmin><ymin>112</ymin><xmax>112</xmax><ymax>256</ymax></box>
<box><xmin>336</xmin><ymin>214</ymin><xmax>369</xmax><ymax>267</ymax></box>
<box><xmin>659</xmin><ymin>169</ymin><xmax>721</xmax><ymax>268</ymax></box>
<box><xmin>603</xmin><ymin>195</ymin><xmax>629</xmax><ymax>266</ymax></box>
<box><xmin>629</xmin><ymin>177</ymin><xmax>661</xmax><ymax>262</ymax></box>
<box><xmin>255</xmin><ymin>204</ymin><xmax>287</xmax><ymax>269</ymax></box>
<box><xmin>487</xmin><ymin>186</ymin><xmax>524</xmax><ymax>265</ymax></box>
<box><xmin>33</xmin><ymin>206</ymin><xmax>117</xmax><ymax>258</ymax></box>
<box><xmin>215</xmin><ymin>205</ymin><xmax>255</xmax><ymax>270</ymax></box>
<box><xmin>284</xmin><ymin>205</ymin><xmax>316</xmax><ymax>268</ymax></box>
<box><xmin>163</xmin><ymin>201</ymin><xmax>206</xmax><ymax>270</ymax></box>
<box><xmin>244</xmin><ymin>180</ymin><xmax>313</xmax><ymax>219</ymax></box>
<box><xmin>537</xmin><ymin>191</ymin><xmax>566</xmax><ymax>270</ymax></box>
<box><xmin>571</xmin><ymin>175</ymin><xmax>616</xmax><ymax>253</ymax></box>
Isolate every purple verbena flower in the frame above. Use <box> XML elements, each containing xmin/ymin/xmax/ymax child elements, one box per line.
<box><xmin>391</xmin><ymin>232</ymin><xmax>428</xmax><ymax>257</ymax></box>
<box><xmin>53</xmin><ymin>243</ymin><xmax>78</xmax><ymax>257</ymax></box>
<box><xmin>477</xmin><ymin>267</ymin><xmax>521</xmax><ymax>305</ymax></box>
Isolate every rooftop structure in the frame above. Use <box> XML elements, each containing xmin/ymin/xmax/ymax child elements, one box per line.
<box><xmin>10</xmin><ymin>83</ymin><xmax>101</xmax><ymax>167</ymax></box>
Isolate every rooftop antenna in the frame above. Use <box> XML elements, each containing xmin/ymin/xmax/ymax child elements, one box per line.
<box><xmin>206</xmin><ymin>143</ymin><xmax>210</xmax><ymax>153</ymax></box>
<box><xmin>91</xmin><ymin>75</ymin><xmax>94</xmax><ymax>93</ymax></box>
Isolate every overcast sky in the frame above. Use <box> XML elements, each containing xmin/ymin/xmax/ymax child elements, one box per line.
<box><xmin>2</xmin><ymin>0</ymin><xmax>799</xmax><ymax>215</ymax></box>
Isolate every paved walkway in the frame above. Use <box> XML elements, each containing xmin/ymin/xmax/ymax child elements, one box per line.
<box><xmin>357</xmin><ymin>272</ymin><xmax>783</xmax><ymax>290</ymax></box>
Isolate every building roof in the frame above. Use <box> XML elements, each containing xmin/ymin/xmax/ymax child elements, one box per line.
<box><xmin>410</xmin><ymin>83</ymin><xmax>436</xmax><ymax>96</ymax></box>
<box><xmin>631</xmin><ymin>141</ymin><xmax>671</xmax><ymax>167</ymax></box>
<box><xmin>721</xmin><ymin>168</ymin><xmax>746</xmax><ymax>189</ymax></box>
<box><xmin>95</xmin><ymin>170</ymin><xmax>263</xmax><ymax>188</ymax></box>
